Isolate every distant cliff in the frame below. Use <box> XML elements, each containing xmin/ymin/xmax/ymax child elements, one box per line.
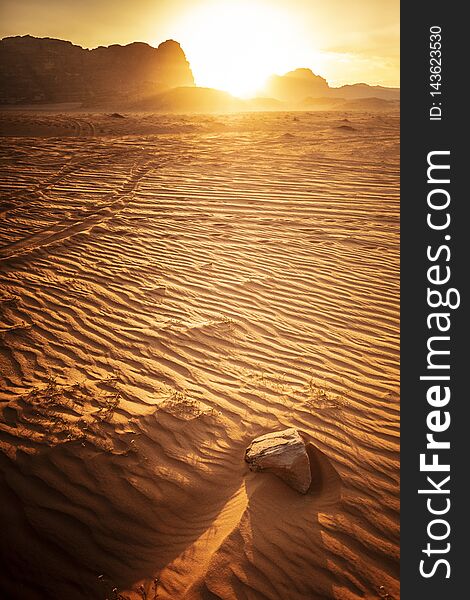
<box><xmin>0</xmin><ymin>36</ymin><xmax>399</xmax><ymax>109</ymax></box>
<box><xmin>265</xmin><ymin>69</ymin><xmax>330</xmax><ymax>103</ymax></box>
<box><xmin>0</xmin><ymin>35</ymin><xmax>195</xmax><ymax>105</ymax></box>
<box><xmin>265</xmin><ymin>68</ymin><xmax>399</xmax><ymax>103</ymax></box>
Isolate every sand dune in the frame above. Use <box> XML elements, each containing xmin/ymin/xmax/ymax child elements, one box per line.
<box><xmin>0</xmin><ymin>110</ymin><xmax>399</xmax><ymax>599</ymax></box>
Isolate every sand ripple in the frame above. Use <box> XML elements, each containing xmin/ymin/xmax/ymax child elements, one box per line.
<box><xmin>0</xmin><ymin>111</ymin><xmax>399</xmax><ymax>599</ymax></box>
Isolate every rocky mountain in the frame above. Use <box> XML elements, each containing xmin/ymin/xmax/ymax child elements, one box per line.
<box><xmin>0</xmin><ymin>35</ymin><xmax>195</xmax><ymax>105</ymax></box>
<box><xmin>265</xmin><ymin>69</ymin><xmax>330</xmax><ymax>103</ymax></box>
<box><xmin>265</xmin><ymin>68</ymin><xmax>399</xmax><ymax>104</ymax></box>
<box><xmin>0</xmin><ymin>36</ymin><xmax>399</xmax><ymax>109</ymax></box>
<box><xmin>328</xmin><ymin>83</ymin><xmax>400</xmax><ymax>101</ymax></box>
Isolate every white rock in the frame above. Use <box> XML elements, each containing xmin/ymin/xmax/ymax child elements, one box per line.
<box><xmin>245</xmin><ymin>428</ymin><xmax>312</xmax><ymax>494</ymax></box>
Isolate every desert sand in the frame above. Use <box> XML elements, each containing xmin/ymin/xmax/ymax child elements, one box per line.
<box><xmin>0</xmin><ymin>110</ymin><xmax>399</xmax><ymax>600</ymax></box>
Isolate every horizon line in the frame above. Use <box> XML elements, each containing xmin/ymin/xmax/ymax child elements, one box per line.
<box><xmin>0</xmin><ymin>33</ymin><xmax>401</xmax><ymax>91</ymax></box>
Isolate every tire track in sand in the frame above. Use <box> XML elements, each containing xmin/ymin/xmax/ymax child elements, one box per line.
<box><xmin>0</xmin><ymin>160</ymin><xmax>157</xmax><ymax>262</ymax></box>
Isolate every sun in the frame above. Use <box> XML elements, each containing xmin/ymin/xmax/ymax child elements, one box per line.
<box><xmin>169</xmin><ymin>1</ymin><xmax>304</xmax><ymax>98</ymax></box>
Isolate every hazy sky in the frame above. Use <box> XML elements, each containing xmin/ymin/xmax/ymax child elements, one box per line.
<box><xmin>0</xmin><ymin>0</ymin><xmax>399</xmax><ymax>96</ymax></box>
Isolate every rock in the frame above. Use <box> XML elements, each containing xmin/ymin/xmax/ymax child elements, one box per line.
<box><xmin>265</xmin><ymin>68</ymin><xmax>329</xmax><ymax>103</ymax></box>
<box><xmin>264</xmin><ymin>67</ymin><xmax>400</xmax><ymax>105</ymax></box>
<box><xmin>245</xmin><ymin>428</ymin><xmax>312</xmax><ymax>494</ymax></box>
<box><xmin>0</xmin><ymin>36</ymin><xmax>195</xmax><ymax>105</ymax></box>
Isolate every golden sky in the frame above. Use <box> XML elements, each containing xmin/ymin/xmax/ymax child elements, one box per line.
<box><xmin>0</xmin><ymin>0</ymin><xmax>399</xmax><ymax>97</ymax></box>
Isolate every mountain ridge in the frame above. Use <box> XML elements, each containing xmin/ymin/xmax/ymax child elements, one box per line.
<box><xmin>265</xmin><ymin>68</ymin><xmax>399</xmax><ymax>103</ymax></box>
<box><xmin>0</xmin><ymin>36</ymin><xmax>399</xmax><ymax>108</ymax></box>
<box><xmin>0</xmin><ymin>35</ymin><xmax>195</xmax><ymax>104</ymax></box>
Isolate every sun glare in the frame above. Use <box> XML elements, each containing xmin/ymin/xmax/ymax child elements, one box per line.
<box><xmin>169</xmin><ymin>1</ymin><xmax>306</xmax><ymax>97</ymax></box>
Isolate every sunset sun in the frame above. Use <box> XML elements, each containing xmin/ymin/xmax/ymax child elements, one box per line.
<box><xmin>168</xmin><ymin>1</ymin><xmax>304</xmax><ymax>97</ymax></box>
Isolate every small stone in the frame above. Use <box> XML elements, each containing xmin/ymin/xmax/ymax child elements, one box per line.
<box><xmin>245</xmin><ymin>428</ymin><xmax>312</xmax><ymax>494</ymax></box>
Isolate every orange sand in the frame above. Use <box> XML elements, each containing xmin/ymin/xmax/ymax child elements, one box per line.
<box><xmin>0</xmin><ymin>110</ymin><xmax>399</xmax><ymax>600</ymax></box>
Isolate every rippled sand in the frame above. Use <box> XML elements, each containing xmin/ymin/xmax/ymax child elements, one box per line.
<box><xmin>0</xmin><ymin>110</ymin><xmax>399</xmax><ymax>600</ymax></box>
